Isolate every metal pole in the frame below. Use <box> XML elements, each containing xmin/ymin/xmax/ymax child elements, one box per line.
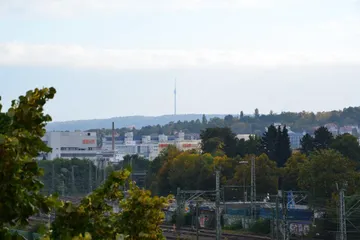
<box><xmin>52</xmin><ymin>162</ymin><xmax>55</xmax><ymax>194</ymax></box>
<box><xmin>89</xmin><ymin>160</ymin><xmax>92</xmax><ymax>193</ymax></box>
<box><xmin>95</xmin><ymin>159</ymin><xmax>98</xmax><ymax>187</ymax></box>
<box><xmin>103</xmin><ymin>159</ymin><xmax>106</xmax><ymax>182</ymax></box>
<box><xmin>71</xmin><ymin>166</ymin><xmax>76</xmax><ymax>195</ymax></box>
<box><xmin>276</xmin><ymin>194</ymin><xmax>280</xmax><ymax>240</ymax></box>
<box><xmin>251</xmin><ymin>156</ymin><xmax>256</xmax><ymax>221</ymax></box>
<box><xmin>339</xmin><ymin>185</ymin><xmax>347</xmax><ymax>240</ymax></box>
<box><xmin>196</xmin><ymin>202</ymin><xmax>199</xmax><ymax>240</ymax></box>
<box><xmin>216</xmin><ymin>170</ymin><xmax>221</xmax><ymax>240</ymax></box>
<box><xmin>130</xmin><ymin>157</ymin><xmax>133</xmax><ymax>182</ymax></box>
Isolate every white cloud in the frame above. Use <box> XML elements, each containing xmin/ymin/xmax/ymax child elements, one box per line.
<box><xmin>0</xmin><ymin>42</ymin><xmax>359</xmax><ymax>70</ymax></box>
<box><xmin>0</xmin><ymin>0</ymin><xmax>286</xmax><ymax>17</ymax></box>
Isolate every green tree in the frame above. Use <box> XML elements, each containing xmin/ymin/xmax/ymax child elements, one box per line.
<box><xmin>0</xmin><ymin>87</ymin><xmax>58</xmax><ymax>236</ymax></box>
<box><xmin>261</xmin><ymin>125</ymin><xmax>278</xmax><ymax>161</ymax></box>
<box><xmin>201</xmin><ymin>114</ymin><xmax>208</xmax><ymax>125</ymax></box>
<box><xmin>244</xmin><ymin>135</ymin><xmax>262</xmax><ymax>156</ymax></box>
<box><xmin>224</xmin><ymin>115</ymin><xmax>234</xmax><ymax>127</ymax></box>
<box><xmin>118</xmin><ymin>155</ymin><xmax>149</xmax><ymax>172</ymax></box>
<box><xmin>48</xmin><ymin>169</ymin><xmax>170</xmax><ymax>240</ymax></box>
<box><xmin>300</xmin><ymin>133</ymin><xmax>314</xmax><ymax>155</ymax></box>
<box><xmin>240</xmin><ymin>111</ymin><xmax>244</xmax><ymax>119</ymax></box>
<box><xmin>314</xmin><ymin>126</ymin><xmax>333</xmax><ymax>150</ymax></box>
<box><xmin>200</xmin><ymin>127</ymin><xmax>237</xmax><ymax>157</ymax></box>
<box><xmin>254</xmin><ymin>108</ymin><xmax>260</xmax><ymax>118</ymax></box>
<box><xmin>232</xmin><ymin>154</ymin><xmax>278</xmax><ymax>195</ymax></box>
<box><xmin>282</xmin><ymin>153</ymin><xmax>308</xmax><ymax>191</ymax></box>
<box><xmin>331</xmin><ymin>133</ymin><xmax>360</xmax><ymax>163</ymax></box>
<box><xmin>298</xmin><ymin>149</ymin><xmax>360</xmax><ymax>203</ymax></box>
<box><xmin>275</xmin><ymin>126</ymin><xmax>291</xmax><ymax>168</ymax></box>
<box><xmin>147</xmin><ymin>145</ymin><xmax>181</xmax><ymax>195</ymax></box>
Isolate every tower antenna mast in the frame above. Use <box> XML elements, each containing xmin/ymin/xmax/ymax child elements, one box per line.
<box><xmin>174</xmin><ymin>79</ymin><xmax>177</xmax><ymax>115</ymax></box>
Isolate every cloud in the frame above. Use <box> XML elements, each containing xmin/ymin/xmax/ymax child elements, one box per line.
<box><xmin>0</xmin><ymin>42</ymin><xmax>359</xmax><ymax>70</ymax></box>
<box><xmin>0</xmin><ymin>0</ymin><xmax>285</xmax><ymax>18</ymax></box>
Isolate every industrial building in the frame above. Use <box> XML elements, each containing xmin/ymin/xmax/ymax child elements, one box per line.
<box><xmin>40</xmin><ymin>130</ymin><xmax>201</xmax><ymax>161</ymax></box>
<box><xmin>101</xmin><ymin>131</ymin><xmax>201</xmax><ymax>161</ymax></box>
<box><xmin>39</xmin><ymin>131</ymin><xmax>114</xmax><ymax>161</ymax></box>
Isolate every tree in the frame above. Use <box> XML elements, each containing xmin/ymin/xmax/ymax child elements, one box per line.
<box><xmin>261</xmin><ymin>125</ymin><xmax>278</xmax><ymax>161</ymax></box>
<box><xmin>224</xmin><ymin>115</ymin><xmax>234</xmax><ymax>127</ymax></box>
<box><xmin>298</xmin><ymin>149</ymin><xmax>360</xmax><ymax>203</ymax></box>
<box><xmin>282</xmin><ymin>153</ymin><xmax>308</xmax><ymax>191</ymax></box>
<box><xmin>202</xmin><ymin>114</ymin><xmax>208</xmax><ymax>125</ymax></box>
<box><xmin>240</xmin><ymin>111</ymin><xmax>244</xmax><ymax>119</ymax></box>
<box><xmin>0</xmin><ymin>88</ymin><xmax>57</xmax><ymax>236</ymax></box>
<box><xmin>300</xmin><ymin>133</ymin><xmax>314</xmax><ymax>155</ymax></box>
<box><xmin>314</xmin><ymin>126</ymin><xmax>333</xmax><ymax>150</ymax></box>
<box><xmin>200</xmin><ymin>127</ymin><xmax>237</xmax><ymax>157</ymax></box>
<box><xmin>331</xmin><ymin>133</ymin><xmax>360</xmax><ymax>163</ymax></box>
<box><xmin>275</xmin><ymin>126</ymin><xmax>291</xmax><ymax>168</ymax></box>
<box><xmin>48</xmin><ymin>169</ymin><xmax>170</xmax><ymax>240</ymax></box>
<box><xmin>119</xmin><ymin>155</ymin><xmax>149</xmax><ymax>172</ymax></box>
<box><xmin>244</xmin><ymin>135</ymin><xmax>262</xmax><ymax>156</ymax></box>
<box><xmin>147</xmin><ymin>145</ymin><xmax>181</xmax><ymax>195</ymax></box>
<box><xmin>232</xmin><ymin>154</ymin><xmax>278</xmax><ymax>195</ymax></box>
<box><xmin>254</xmin><ymin>108</ymin><xmax>260</xmax><ymax>118</ymax></box>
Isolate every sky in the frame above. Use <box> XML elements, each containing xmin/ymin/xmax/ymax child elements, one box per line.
<box><xmin>0</xmin><ymin>0</ymin><xmax>360</xmax><ymax>121</ymax></box>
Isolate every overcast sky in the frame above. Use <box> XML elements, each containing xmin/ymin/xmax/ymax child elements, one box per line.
<box><xmin>1</xmin><ymin>0</ymin><xmax>360</xmax><ymax>121</ymax></box>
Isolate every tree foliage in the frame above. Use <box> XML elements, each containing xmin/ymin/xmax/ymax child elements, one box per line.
<box><xmin>89</xmin><ymin>107</ymin><xmax>360</xmax><ymax>139</ymax></box>
<box><xmin>0</xmin><ymin>87</ymin><xmax>57</xmax><ymax>235</ymax></box>
<box><xmin>313</xmin><ymin>126</ymin><xmax>334</xmax><ymax>150</ymax></box>
<box><xmin>200</xmin><ymin>127</ymin><xmax>237</xmax><ymax>157</ymax></box>
<box><xmin>232</xmin><ymin>154</ymin><xmax>278</xmax><ymax>195</ymax></box>
<box><xmin>300</xmin><ymin>133</ymin><xmax>314</xmax><ymax>155</ymax></box>
<box><xmin>331</xmin><ymin>133</ymin><xmax>360</xmax><ymax>163</ymax></box>
<box><xmin>298</xmin><ymin>150</ymin><xmax>360</xmax><ymax>202</ymax></box>
<box><xmin>47</xmin><ymin>169</ymin><xmax>170</xmax><ymax>240</ymax></box>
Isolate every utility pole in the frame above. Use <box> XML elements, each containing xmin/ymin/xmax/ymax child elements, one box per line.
<box><xmin>275</xmin><ymin>194</ymin><xmax>280</xmax><ymax>240</ymax></box>
<box><xmin>89</xmin><ymin>160</ymin><xmax>92</xmax><ymax>193</ymax></box>
<box><xmin>215</xmin><ymin>170</ymin><xmax>221</xmax><ymax>240</ymax></box>
<box><xmin>282</xmin><ymin>191</ymin><xmax>289</xmax><ymax>240</ymax></box>
<box><xmin>103</xmin><ymin>159</ymin><xmax>106</xmax><ymax>182</ymax></box>
<box><xmin>71</xmin><ymin>165</ymin><xmax>76</xmax><ymax>195</ymax></box>
<box><xmin>196</xmin><ymin>202</ymin><xmax>199</xmax><ymax>240</ymax></box>
<box><xmin>130</xmin><ymin>157</ymin><xmax>133</xmax><ymax>182</ymax></box>
<box><xmin>52</xmin><ymin>162</ymin><xmax>55</xmax><ymax>194</ymax></box>
<box><xmin>250</xmin><ymin>156</ymin><xmax>256</xmax><ymax>221</ymax></box>
<box><xmin>339</xmin><ymin>183</ymin><xmax>347</xmax><ymax>240</ymax></box>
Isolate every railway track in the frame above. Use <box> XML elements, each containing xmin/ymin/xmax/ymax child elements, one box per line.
<box><xmin>161</xmin><ymin>225</ymin><xmax>270</xmax><ymax>240</ymax></box>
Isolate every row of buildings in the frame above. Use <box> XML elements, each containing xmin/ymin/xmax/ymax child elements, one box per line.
<box><xmin>39</xmin><ymin>123</ymin><xmax>360</xmax><ymax>161</ymax></box>
<box><xmin>39</xmin><ymin>131</ymin><xmax>201</xmax><ymax>161</ymax></box>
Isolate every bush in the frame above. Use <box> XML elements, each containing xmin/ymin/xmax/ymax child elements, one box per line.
<box><xmin>223</xmin><ymin>221</ymin><xmax>243</xmax><ymax>231</ymax></box>
<box><xmin>249</xmin><ymin>219</ymin><xmax>271</xmax><ymax>235</ymax></box>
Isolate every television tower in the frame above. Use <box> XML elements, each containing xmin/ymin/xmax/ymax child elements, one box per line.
<box><xmin>174</xmin><ymin>79</ymin><xmax>177</xmax><ymax>115</ymax></box>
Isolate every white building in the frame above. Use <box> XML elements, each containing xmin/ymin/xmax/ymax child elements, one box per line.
<box><xmin>102</xmin><ymin>131</ymin><xmax>201</xmax><ymax>161</ymax></box>
<box><xmin>40</xmin><ymin>131</ymin><xmax>115</xmax><ymax>161</ymax></box>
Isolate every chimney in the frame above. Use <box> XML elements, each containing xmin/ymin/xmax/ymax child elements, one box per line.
<box><xmin>112</xmin><ymin>122</ymin><xmax>115</xmax><ymax>151</ymax></box>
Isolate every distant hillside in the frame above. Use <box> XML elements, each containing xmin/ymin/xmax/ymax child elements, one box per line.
<box><xmin>45</xmin><ymin>114</ymin><xmax>229</xmax><ymax>131</ymax></box>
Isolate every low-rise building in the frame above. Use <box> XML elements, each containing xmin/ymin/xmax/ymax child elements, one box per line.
<box><xmin>40</xmin><ymin>131</ymin><xmax>115</xmax><ymax>161</ymax></box>
<box><xmin>102</xmin><ymin>131</ymin><xmax>201</xmax><ymax>160</ymax></box>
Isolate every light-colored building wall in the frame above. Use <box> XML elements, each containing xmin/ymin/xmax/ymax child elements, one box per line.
<box><xmin>41</xmin><ymin>131</ymin><xmax>98</xmax><ymax>160</ymax></box>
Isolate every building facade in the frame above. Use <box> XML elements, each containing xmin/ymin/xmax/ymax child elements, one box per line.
<box><xmin>40</xmin><ymin>131</ymin><xmax>115</xmax><ymax>160</ymax></box>
<box><xmin>102</xmin><ymin>131</ymin><xmax>201</xmax><ymax>161</ymax></box>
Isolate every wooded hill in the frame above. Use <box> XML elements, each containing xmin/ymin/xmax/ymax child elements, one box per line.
<box><xmin>87</xmin><ymin>107</ymin><xmax>360</xmax><ymax>137</ymax></box>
